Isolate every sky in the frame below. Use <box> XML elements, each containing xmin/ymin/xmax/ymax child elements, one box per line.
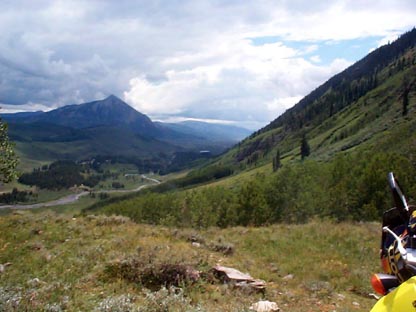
<box><xmin>0</xmin><ymin>1</ymin><xmax>415</xmax><ymax>130</ymax></box>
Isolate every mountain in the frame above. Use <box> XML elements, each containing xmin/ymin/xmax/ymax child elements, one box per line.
<box><xmin>6</xmin><ymin>95</ymin><xmax>158</xmax><ymax>137</ymax></box>
<box><xmin>2</xmin><ymin>95</ymin><xmax>251</xmax><ymax>172</ymax></box>
<box><xmin>159</xmin><ymin>121</ymin><xmax>252</xmax><ymax>142</ymax></box>
<box><xmin>2</xmin><ymin>95</ymin><xmax>175</xmax><ymax>169</ymax></box>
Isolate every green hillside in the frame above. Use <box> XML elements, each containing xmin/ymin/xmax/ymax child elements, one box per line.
<box><xmin>222</xmin><ymin>29</ymin><xmax>416</xmax><ymax>169</ymax></box>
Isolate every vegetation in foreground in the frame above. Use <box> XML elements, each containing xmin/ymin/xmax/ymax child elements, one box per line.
<box><xmin>0</xmin><ymin>211</ymin><xmax>380</xmax><ymax>311</ymax></box>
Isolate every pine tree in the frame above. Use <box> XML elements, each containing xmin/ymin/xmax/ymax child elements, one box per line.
<box><xmin>300</xmin><ymin>134</ymin><xmax>310</xmax><ymax>160</ymax></box>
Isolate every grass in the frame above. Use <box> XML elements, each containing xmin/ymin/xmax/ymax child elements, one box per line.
<box><xmin>0</xmin><ymin>211</ymin><xmax>381</xmax><ymax>311</ymax></box>
<box><xmin>33</xmin><ymin>195</ymin><xmax>98</xmax><ymax>215</ymax></box>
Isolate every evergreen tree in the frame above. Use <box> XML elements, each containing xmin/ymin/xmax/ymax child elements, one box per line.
<box><xmin>272</xmin><ymin>149</ymin><xmax>281</xmax><ymax>172</ymax></box>
<box><xmin>402</xmin><ymin>78</ymin><xmax>411</xmax><ymax>116</ymax></box>
<box><xmin>0</xmin><ymin>118</ymin><xmax>18</xmax><ymax>183</ymax></box>
<box><xmin>300</xmin><ymin>134</ymin><xmax>310</xmax><ymax>160</ymax></box>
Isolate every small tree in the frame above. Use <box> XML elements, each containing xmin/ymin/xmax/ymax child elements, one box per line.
<box><xmin>272</xmin><ymin>149</ymin><xmax>281</xmax><ymax>172</ymax></box>
<box><xmin>300</xmin><ymin>134</ymin><xmax>310</xmax><ymax>160</ymax></box>
<box><xmin>0</xmin><ymin>118</ymin><xmax>18</xmax><ymax>183</ymax></box>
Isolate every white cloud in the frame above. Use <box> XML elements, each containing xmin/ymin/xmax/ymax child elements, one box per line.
<box><xmin>0</xmin><ymin>0</ymin><xmax>415</xmax><ymax>129</ymax></box>
<box><xmin>125</xmin><ymin>37</ymin><xmax>352</xmax><ymax>129</ymax></box>
<box><xmin>310</xmin><ymin>55</ymin><xmax>321</xmax><ymax>63</ymax></box>
<box><xmin>267</xmin><ymin>96</ymin><xmax>303</xmax><ymax>112</ymax></box>
<box><xmin>0</xmin><ymin>102</ymin><xmax>56</xmax><ymax>114</ymax></box>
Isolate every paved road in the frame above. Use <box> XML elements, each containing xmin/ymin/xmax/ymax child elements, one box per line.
<box><xmin>0</xmin><ymin>175</ymin><xmax>160</xmax><ymax>210</ymax></box>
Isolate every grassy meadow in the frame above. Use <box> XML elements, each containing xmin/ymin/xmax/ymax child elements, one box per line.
<box><xmin>0</xmin><ymin>210</ymin><xmax>381</xmax><ymax>311</ymax></box>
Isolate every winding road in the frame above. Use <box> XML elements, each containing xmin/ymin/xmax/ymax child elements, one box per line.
<box><xmin>0</xmin><ymin>175</ymin><xmax>160</xmax><ymax>210</ymax></box>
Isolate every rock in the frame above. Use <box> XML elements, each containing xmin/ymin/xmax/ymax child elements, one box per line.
<box><xmin>282</xmin><ymin>274</ymin><xmax>294</xmax><ymax>280</ymax></box>
<box><xmin>27</xmin><ymin>278</ymin><xmax>42</xmax><ymax>287</ymax></box>
<box><xmin>214</xmin><ymin>265</ymin><xmax>254</xmax><ymax>281</ymax></box>
<box><xmin>250</xmin><ymin>300</ymin><xmax>280</xmax><ymax>312</ymax></box>
<box><xmin>213</xmin><ymin>265</ymin><xmax>266</xmax><ymax>292</ymax></box>
<box><xmin>337</xmin><ymin>293</ymin><xmax>346</xmax><ymax>301</ymax></box>
<box><xmin>0</xmin><ymin>262</ymin><xmax>12</xmax><ymax>273</ymax></box>
<box><xmin>192</xmin><ymin>242</ymin><xmax>201</xmax><ymax>248</ymax></box>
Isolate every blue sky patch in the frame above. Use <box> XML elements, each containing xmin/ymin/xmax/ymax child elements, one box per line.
<box><xmin>249</xmin><ymin>36</ymin><xmax>384</xmax><ymax>65</ymax></box>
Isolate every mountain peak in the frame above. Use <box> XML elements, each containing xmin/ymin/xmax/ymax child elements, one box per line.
<box><xmin>106</xmin><ymin>94</ymin><xmax>118</xmax><ymax>100</ymax></box>
<box><xmin>104</xmin><ymin>94</ymin><xmax>122</xmax><ymax>102</ymax></box>
<box><xmin>16</xmin><ymin>94</ymin><xmax>158</xmax><ymax>135</ymax></box>
<box><xmin>100</xmin><ymin>94</ymin><xmax>129</xmax><ymax>108</ymax></box>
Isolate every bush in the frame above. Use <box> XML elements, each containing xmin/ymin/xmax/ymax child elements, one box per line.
<box><xmin>105</xmin><ymin>257</ymin><xmax>200</xmax><ymax>289</ymax></box>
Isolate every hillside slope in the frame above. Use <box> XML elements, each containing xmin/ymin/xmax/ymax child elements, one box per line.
<box><xmin>218</xmin><ymin>28</ymin><xmax>416</xmax><ymax>169</ymax></box>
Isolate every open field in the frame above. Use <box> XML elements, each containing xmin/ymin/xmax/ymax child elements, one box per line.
<box><xmin>0</xmin><ymin>211</ymin><xmax>381</xmax><ymax>311</ymax></box>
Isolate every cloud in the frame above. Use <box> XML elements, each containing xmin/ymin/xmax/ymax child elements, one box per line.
<box><xmin>125</xmin><ymin>38</ymin><xmax>351</xmax><ymax>129</ymax></box>
<box><xmin>0</xmin><ymin>0</ymin><xmax>415</xmax><ymax>129</ymax></box>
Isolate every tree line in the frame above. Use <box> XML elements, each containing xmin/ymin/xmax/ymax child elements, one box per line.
<box><xmin>0</xmin><ymin>188</ymin><xmax>34</xmax><ymax>204</ymax></box>
<box><xmin>18</xmin><ymin>160</ymin><xmax>100</xmax><ymax>190</ymax></box>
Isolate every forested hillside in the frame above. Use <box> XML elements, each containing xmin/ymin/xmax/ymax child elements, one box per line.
<box><xmin>229</xmin><ymin>28</ymin><xmax>416</xmax><ymax>167</ymax></box>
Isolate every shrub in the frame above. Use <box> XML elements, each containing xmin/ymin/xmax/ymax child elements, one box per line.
<box><xmin>105</xmin><ymin>257</ymin><xmax>200</xmax><ymax>289</ymax></box>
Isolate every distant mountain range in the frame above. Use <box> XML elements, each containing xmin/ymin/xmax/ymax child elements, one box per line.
<box><xmin>2</xmin><ymin>95</ymin><xmax>251</xmax><ymax>172</ymax></box>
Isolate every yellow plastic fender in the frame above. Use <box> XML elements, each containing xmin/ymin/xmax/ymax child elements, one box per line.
<box><xmin>371</xmin><ymin>276</ymin><xmax>416</xmax><ymax>311</ymax></box>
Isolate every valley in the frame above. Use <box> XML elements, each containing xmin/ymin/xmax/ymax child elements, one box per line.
<box><xmin>1</xmin><ymin>27</ymin><xmax>416</xmax><ymax>311</ymax></box>
<box><xmin>0</xmin><ymin>174</ymin><xmax>160</xmax><ymax>210</ymax></box>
